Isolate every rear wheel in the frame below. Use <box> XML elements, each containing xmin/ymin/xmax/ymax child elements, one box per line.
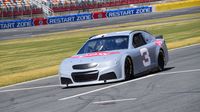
<box><xmin>124</xmin><ymin>57</ymin><xmax>134</xmax><ymax>80</ymax></box>
<box><xmin>157</xmin><ymin>51</ymin><xmax>165</xmax><ymax>71</ymax></box>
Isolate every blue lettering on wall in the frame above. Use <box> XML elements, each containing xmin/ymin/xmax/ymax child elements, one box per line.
<box><xmin>0</xmin><ymin>6</ymin><xmax>152</xmax><ymax>30</ymax></box>
<box><xmin>48</xmin><ymin>13</ymin><xmax>92</xmax><ymax>24</ymax></box>
<box><xmin>106</xmin><ymin>6</ymin><xmax>152</xmax><ymax>18</ymax></box>
<box><xmin>0</xmin><ymin>19</ymin><xmax>33</xmax><ymax>29</ymax></box>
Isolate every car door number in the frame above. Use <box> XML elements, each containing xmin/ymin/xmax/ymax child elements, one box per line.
<box><xmin>140</xmin><ymin>48</ymin><xmax>151</xmax><ymax>67</ymax></box>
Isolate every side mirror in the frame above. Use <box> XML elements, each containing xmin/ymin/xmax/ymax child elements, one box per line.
<box><xmin>155</xmin><ymin>35</ymin><xmax>163</xmax><ymax>39</ymax></box>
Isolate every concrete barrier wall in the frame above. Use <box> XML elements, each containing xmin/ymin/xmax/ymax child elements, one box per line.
<box><xmin>1</xmin><ymin>0</ymin><xmax>200</xmax><ymax>30</ymax></box>
<box><xmin>0</xmin><ymin>6</ymin><xmax>152</xmax><ymax>29</ymax></box>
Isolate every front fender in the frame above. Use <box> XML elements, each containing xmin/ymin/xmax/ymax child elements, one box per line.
<box><xmin>119</xmin><ymin>53</ymin><xmax>133</xmax><ymax>80</ymax></box>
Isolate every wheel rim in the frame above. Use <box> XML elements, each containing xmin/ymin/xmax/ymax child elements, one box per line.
<box><xmin>125</xmin><ymin>57</ymin><xmax>133</xmax><ymax>80</ymax></box>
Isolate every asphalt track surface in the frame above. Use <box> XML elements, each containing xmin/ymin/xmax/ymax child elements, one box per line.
<box><xmin>0</xmin><ymin>7</ymin><xmax>200</xmax><ymax>40</ymax></box>
<box><xmin>0</xmin><ymin>7</ymin><xmax>200</xmax><ymax>112</ymax></box>
<box><xmin>0</xmin><ymin>44</ymin><xmax>200</xmax><ymax>112</ymax></box>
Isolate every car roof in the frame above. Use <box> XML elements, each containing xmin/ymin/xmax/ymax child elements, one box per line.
<box><xmin>90</xmin><ymin>30</ymin><xmax>148</xmax><ymax>40</ymax></box>
<box><xmin>90</xmin><ymin>31</ymin><xmax>132</xmax><ymax>39</ymax></box>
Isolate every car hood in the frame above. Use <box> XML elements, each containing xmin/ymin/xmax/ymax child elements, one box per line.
<box><xmin>61</xmin><ymin>50</ymin><xmax>126</xmax><ymax>66</ymax></box>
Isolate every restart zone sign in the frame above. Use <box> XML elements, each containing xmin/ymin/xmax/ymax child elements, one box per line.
<box><xmin>48</xmin><ymin>13</ymin><xmax>92</xmax><ymax>24</ymax></box>
<box><xmin>106</xmin><ymin>6</ymin><xmax>152</xmax><ymax>18</ymax></box>
<box><xmin>0</xmin><ymin>19</ymin><xmax>32</xmax><ymax>29</ymax></box>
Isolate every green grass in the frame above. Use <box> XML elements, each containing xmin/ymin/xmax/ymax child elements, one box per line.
<box><xmin>0</xmin><ymin>13</ymin><xmax>200</xmax><ymax>87</ymax></box>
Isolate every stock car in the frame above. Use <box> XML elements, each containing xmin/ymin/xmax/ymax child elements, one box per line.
<box><xmin>59</xmin><ymin>30</ymin><xmax>168</xmax><ymax>87</ymax></box>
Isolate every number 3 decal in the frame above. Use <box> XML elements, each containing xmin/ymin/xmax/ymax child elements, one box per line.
<box><xmin>140</xmin><ymin>48</ymin><xmax>151</xmax><ymax>67</ymax></box>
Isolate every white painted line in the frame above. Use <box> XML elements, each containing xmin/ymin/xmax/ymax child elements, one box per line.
<box><xmin>0</xmin><ymin>85</ymin><xmax>59</xmax><ymax>93</ymax></box>
<box><xmin>0</xmin><ymin>75</ymin><xmax>58</xmax><ymax>90</ymax></box>
<box><xmin>93</xmin><ymin>98</ymin><xmax>137</xmax><ymax>104</ymax></box>
<box><xmin>12</xmin><ymin>33</ymin><xmax>32</xmax><ymax>37</ymax></box>
<box><xmin>0</xmin><ymin>44</ymin><xmax>199</xmax><ymax>90</ymax></box>
<box><xmin>58</xmin><ymin>68</ymin><xmax>200</xmax><ymax>101</ymax></box>
<box><xmin>155</xmin><ymin>69</ymin><xmax>200</xmax><ymax>75</ymax></box>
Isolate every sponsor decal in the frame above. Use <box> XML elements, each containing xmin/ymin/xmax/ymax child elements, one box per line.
<box><xmin>92</xmin><ymin>11</ymin><xmax>106</xmax><ymax>19</ymax></box>
<box><xmin>71</xmin><ymin>51</ymin><xmax>120</xmax><ymax>58</ymax></box>
<box><xmin>33</xmin><ymin>18</ymin><xmax>47</xmax><ymax>26</ymax></box>
<box><xmin>155</xmin><ymin>40</ymin><xmax>162</xmax><ymax>46</ymax></box>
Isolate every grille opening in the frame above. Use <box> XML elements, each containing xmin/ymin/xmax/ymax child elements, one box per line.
<box><xmin>72</xmin><ymin>70</ymin><xmax>98</xmax><ymax>82</ymax></box>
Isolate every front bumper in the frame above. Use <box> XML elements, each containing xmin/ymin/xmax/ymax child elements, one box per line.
<box><xmin>59</xmin><ymin>64</ymin><xmax>123</xmax><ymax>87</ymax></box>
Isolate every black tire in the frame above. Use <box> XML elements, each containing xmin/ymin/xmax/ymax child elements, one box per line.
<box><xmin>157</xmin><ymin>50</ymin><xmax>165</xmax><ymax>71</ymax></box>
<box><xmin>124</xmin><ymin>57</ymin><xmax>134</xmax><ymax>80</ymax></box>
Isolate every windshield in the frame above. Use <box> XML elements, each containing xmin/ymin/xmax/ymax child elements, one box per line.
<box><xmin>77</xmin><ymin>36</ymin><xmax>129</xmax><ymax>54</ymax></box>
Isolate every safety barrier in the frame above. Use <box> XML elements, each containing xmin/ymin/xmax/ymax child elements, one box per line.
<box><xmin>0</xmin><ymin>6</ymin><xmax>152</xmax><ymax>29</ymax></box>
<box><xmin>1</xmin><ymin>0</ymin><xmax>199</xmax><ymax>29</ymax></box>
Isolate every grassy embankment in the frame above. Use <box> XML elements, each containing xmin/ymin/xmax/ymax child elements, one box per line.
<box><xmin>0</xmin><ymin>13</ymin><xmax>200</xmax><ymax>87</ymax></box>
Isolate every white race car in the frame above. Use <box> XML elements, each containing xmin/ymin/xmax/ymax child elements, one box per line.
<box><xmin>59</xmin><ymin>30</ymin><xmax>168</xmax><ymax>87</ymax></box>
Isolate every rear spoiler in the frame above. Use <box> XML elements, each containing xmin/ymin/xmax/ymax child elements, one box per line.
<box><xmin>155</xmin><ymin>35</ymin><xmax>163</xmax><ymax>39</ymax></box>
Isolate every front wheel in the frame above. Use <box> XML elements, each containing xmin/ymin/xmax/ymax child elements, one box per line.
<box><xmin>124</xmin><ymin>57</ymin><xmax>134</xmax><ymax>80</ymax></box>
